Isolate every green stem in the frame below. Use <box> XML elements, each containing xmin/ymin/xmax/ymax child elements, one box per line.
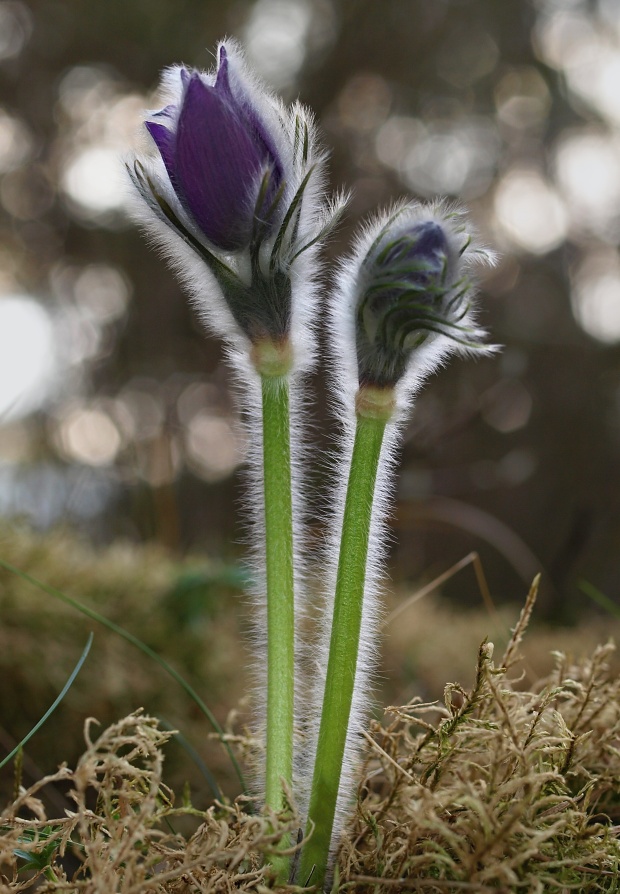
<box><xmin>300</xmin><ymin>411</ymin><xmax>387</xmax><ymax>889</ymax></box>
<box><xmin>261</xmin><ymin>373</ymin><xmax>296</xmax><ymax>879</ymax></box>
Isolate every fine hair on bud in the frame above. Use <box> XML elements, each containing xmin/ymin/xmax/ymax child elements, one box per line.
<box><xmin>331</xmin><ymin>199</ymin><xmax>497</xmax><ymax>417</ymax></box>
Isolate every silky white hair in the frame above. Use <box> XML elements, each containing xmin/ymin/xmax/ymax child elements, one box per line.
<box><xmin>299</xmin><ymin>200</ymin><xmax>498</xmax><ymax>866</ymax></box>
<box><xmin>125</xmin><ymin>38</ymin><xmax>347</xmax><ymax>802</ymax></box>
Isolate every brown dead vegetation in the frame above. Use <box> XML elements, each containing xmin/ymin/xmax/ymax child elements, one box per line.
<box><xmin>3</xmin><ymin>581</ymin><xmax>620</xmax><ymax>891</ymax></box>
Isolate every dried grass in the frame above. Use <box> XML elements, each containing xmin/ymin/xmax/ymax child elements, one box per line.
<box><xmin>3</xmin><ymin>580</ymin><xmax>620</xmax><ymax>891</ymax></box>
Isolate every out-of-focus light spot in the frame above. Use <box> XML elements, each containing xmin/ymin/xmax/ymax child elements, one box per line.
<box><xmin>0</xmin><ymin>1</ymin><xmax>32</xmax><ymax>61</ymax></box>
<box><xmin>377</xmin><ymin>115</ymin><xmax>498</xmax><ymax>198</ymax></box>
<box><xmin>62</xmin><ymin>311</ymin><xmax>102</xmax><ymax>366</ymax></box>
<box><xmin>244</xmin><ymin>0</ymin><xmax>312</xmax><ymax>89</ymax></box>
<box><xmin>0</xmin><ymin>166</ymin><xmax>55</xmax><ymax>220</ymax></box>
<box><xmin>177</xmin><ymin>380</ymin><xmax>243</xmax><ymax>479</ymax></box>
<box><xmin>101</xmin><ymin>93</ymin><xmax>148</xmax><ymax>150</ymax></box>
<box><xmin>534</xmin><ymin>11</ymin><xmax>597</xmax><ymax>71</ymax></box>
<box><xmin>498</xmin><ymin>448</ymin><xmax>538</xmax><ymax>485</ymax></box>
<box><xmin>482</xmin><ymin>379</ymin><xmax>533</xmax><ymax>433</ymax></box>
<box><xmin>134</xmin><ymin>433</ymin><xmax>180</xmax><ymax>487</ymax></box>
<box><xmin>73</xmin><ymin>264</ymin><xmax>131</xmax><ymax>321</ymax></box>
<box><xmin>376</xmin><ymin>117</ymin><xmax>426</xmax><ymax>169</ymax></box>
<box><xmin>473</xmin><ymin>448</ymin><xmax>537</xmax><ymax>491</ymax></box>
<box><xmin>57</xmin><ymin>66</ymin><xmax>146</xmax><ymax>147</ymax></box>
<box><xmin>554</xmin><ymin>130</ymin><xmax>620</xmax><ymax>237</ymax></box>
<box><xmin>57</xmin><ymin>65</ymin><xmax>118</xmax><ymax>121</ymax></box>
<box><xmin>0</xmin><ymin>109</ymin><xmax>33</xmax><ymax>173</ymax></box>
<box><xmin>50</xmin><ymin>261</ymin><xmax>131</xmax><ymax>324</ymax></box>
<box><xmin>56</xmin><ymin>67</ymin><xmax>146</xmax><ymax>225</ymax></box>
<box><xmin>185</xmin><ymin>411</ymin><xmax>244</xmax><ymax>482</ymax></box>
<box><xmin>494</xmin><ymin>169</ymin><xmax>567</xmax><ymax>254</ymax></box>
<box><xmin>47</xmin><ymin>263</ymin><xmax>131</xmax><ymax>371</ymax></box>
<box><xmin>535</xmin><ymin>10</ymin><xmax>620</xmax><ymax>124</ymax></box>
<box><xmin>436</xmin><ymin>29</ymin><xmax>499</xmax><ymax>87</ymax></box>
<box><xmin>0</xmin><ymin>296</ymin><xmax>56</xmax><ymax>422</ymax></box>
<box><xmin>405</xmin><ymin>119</ymin><xmax>499</xmax><ymax>198</ymax></box>
<box><xmin>494</xmin><ymin>68</ymin><xmax>551</xmax><ymax>129</ymax></box>
<box><xmin>338</xmin><ymin>75</ymin><xmax>392</xmax><ymax>133</ymax></box>
<box><xmin>566</xmin><ymin>41</ymin><xmax>620</xmax><ymax>125</ymax></box>
<box><xmin>115</xmin><ymin>384</ymin><xmax>164</xmax><ymax>441</ymax></box>
<box><xmin>177</xmin><ymin>381</ymin><xmax>227</xmax><ymax>426</ymax></box>
<box><xmin>55</xmin><ymin>403</ymin><xmax>123</xmax><ymax>466</ymax></box>
<box><xmin>61</xmin><ymin>147</ymin><xmax>124</xmax><ymax>217</ymax></box>
<box><xmin>571</xmin><ymin>250</ymin><xmax>620</xmax><ymax>343</ymax></box>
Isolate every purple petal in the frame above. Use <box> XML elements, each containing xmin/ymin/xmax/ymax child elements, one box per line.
<box><xmin>382</xmin><ymin>221</ymin><xmax>448</xmax><ymax>274</ymax></box>
<box><xmin>239</xmin><ymin>109</ymin><xmax>284</xmax><ymax>199</ymax></box>
<box><xmin>408</xmin><ymin>221</ymin><xmax>448</xmax><ymax>260</ymax></box>
<box><xmin>152</xmin><ymin>103</ymin><xmax>177</xmax><ymax>121</ymax></box>
<box><xmin>214</xmin><ymin>45</ymin><xmax>234</xmax><ymax>101</ymax></box>
<box><xmin>145</xmin><ymin>120</ymin><xmax>176</xmax><ymax>180</ymax></box>
<box><xmin>174</xmin><ymin>73</ymin><xmax>267</xmax><ymax>250</ymax></box>
<box><xmin>214</xmin><ymin>45</ymin><xmax>285</xmax><ymax>196</ymax></box>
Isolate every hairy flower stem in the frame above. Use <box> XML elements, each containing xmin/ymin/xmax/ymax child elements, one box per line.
<box><xmin>261</xmin><ymin>373</ymin><xmax>295</xmax><ymax>879</ymax></box>
<box><xmin>300</xmin><ymin>406</ymin><xmax>388</xmax><ymax>889</ymax></box>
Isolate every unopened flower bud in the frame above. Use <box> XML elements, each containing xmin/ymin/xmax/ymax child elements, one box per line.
<box><xmin>331</xmin><ymin>202</ymin><xmax>496</xmax><ymax>410</ymax></box>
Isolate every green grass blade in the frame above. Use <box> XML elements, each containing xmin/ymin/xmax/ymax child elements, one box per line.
<box><xmin>0</xmin><ymin>557</ymin><xmax>246</xmax><ymax>793</ymax></box>
<box><xmin>579</xmin><ymin>579</ymin><xmax>620</xmax><ymax>618</ymax></box>
<box><xmin>0</xmin><ymin>632</ymin><xmax>93</xmax><ymax>771</ymax></box>
<box><xmin>158</xmin><ymin>717</ymin><xmax>222</xmax><ymax>802</ymax></box>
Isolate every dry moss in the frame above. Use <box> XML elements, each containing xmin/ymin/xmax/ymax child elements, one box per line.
<box><xmin>3</xmin><ymin>582</ymin><xmax>620</xmax><ymax>891</ymax></box>
<box><xmin>341</xmin><ymin>583</ymin><xmax>620</xmax><ymax>891</ymax></box>
<box><xmin>1</xmin><ymin>711</ymin><xmax>303</xmax><ymax>893</ymax></box>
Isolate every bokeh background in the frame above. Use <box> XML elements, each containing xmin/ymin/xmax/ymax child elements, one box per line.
<box><xmin>1</xmin><ymin>0</ymin><xmax>620</xmax><ymax>805</ymax></box>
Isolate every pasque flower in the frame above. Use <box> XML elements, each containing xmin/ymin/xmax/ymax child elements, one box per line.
<box><xmin>332</xmin><ymin>201</ymin><xmax>496</xmax><ymax>408</ymax></box>
<box><xmin>128</xmin><ymin>39</ymin><xmax>344</xmax><ymax>365</ymax></box>
<box><xmin>300</xmin><ymin>202</ymin><xmax>496</xmax><ymax>889</ymax></box>
<box><xmin>128</xmin><ymin>42</ymin><xmax>347</xmax><ymax>882</ymax></box>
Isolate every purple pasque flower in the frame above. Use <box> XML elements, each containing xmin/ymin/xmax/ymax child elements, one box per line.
<box><xmin>331</xmin><ymin>201</ymin><xmax>496</xmax><ymax>400</ymax></box>
<box><xmin>145</xmin><ymin>47</ymin><xmax>284</xmax><ymax>252</ymax></box>
<box><xmin>128</xmin><ymin>40</ymin><xmax>346</xmax><ymax>359</ymax></box>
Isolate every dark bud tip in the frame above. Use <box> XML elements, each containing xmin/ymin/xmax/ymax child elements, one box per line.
<box><xmin>355</xmin><ymin>215</ymin><xmax>467</xmax><ymax>388</ymax></box>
